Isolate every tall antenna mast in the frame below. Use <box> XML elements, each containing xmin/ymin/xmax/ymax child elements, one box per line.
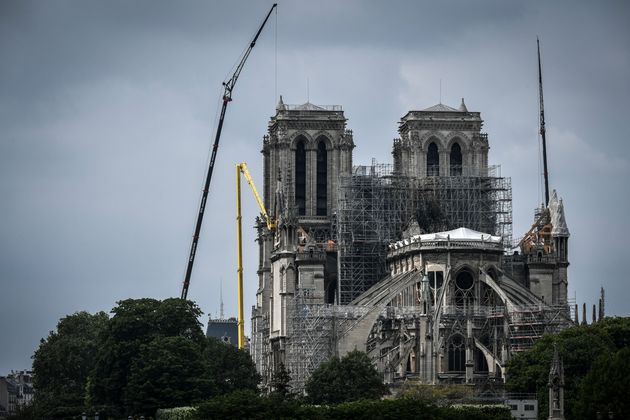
<box><xmin>538</xmin><ymin>37</ymin><xmax>550</xmax><ymax>207</ymax></box>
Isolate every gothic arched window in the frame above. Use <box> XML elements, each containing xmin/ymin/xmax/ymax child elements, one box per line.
<box><xmin>448</xmin><ymin>334</ymin><xmax>466</xmax><ymax>372</ymax></box>
<box><xmin>316</xmin><ymin>140</ymin><xmax>327</xmax><ymax>216</ymax></box>
<box><xmin>427</xmin><ymin>142</ymin><xmax>439</xmax><ymax>176</ymax></box>
<box><xmin>455</xmin><ymin>270</ymin><xmax>474</xmax><ymax>290</ymax></box>
<box><xmin>450</xmin><ymin>142</ymin><xmax>462</xmax><ymax>176</ymax></box>
<box><xmin>455</xmin><ymin>270</ymin><xmax>475</xmax><ymax>309</ymax></box>
<box><xmin>295</xmin><ymin>139</ymin><xmax>306</xmax><ymax>215</ymax></box>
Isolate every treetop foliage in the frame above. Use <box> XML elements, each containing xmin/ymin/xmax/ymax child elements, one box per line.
<box><xmin>107</xmin><ymin>298</ymin><xmax>205</xmax><ymax>345</ymax></box>
<box><xmin>32</xmin><ymin>298</ymin><xmax>259</xmax><ymax>419</ymax></box>
<box><xmin>305</xmin><ymin>350</ymin><xmax>389</xmax><ymax>404</ymax></box>
<box><xmin>507</xmin><ymin>316</ymin><xmax>630</xmax><ymax>420</ymax></box>
<box><xmin>575</xmin><ymin>346</ymin><xmax>630</xmax><ymax>419</ymax></box>
<box><xmin>32</xmin><ymin>311</ymin><xmax>109</xmax><ymax>419</ymax></box>
<box><xmin>203</xmin><ymin>336</ymin><xmax>261</xmax><ymax>396</ymax></box>
<box><xmin>88</xmin><ymin>298</ymin><xmax>208</xmax><ymax>416</ymax></box>
<box><xmin>269</xmin><ymin>362</ymin><xmax>292</xmax><ymax>397</ymax></box>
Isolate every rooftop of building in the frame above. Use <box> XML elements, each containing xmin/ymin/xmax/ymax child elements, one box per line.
<box><xmin>274</xmin><ymin>96</ymin><xmax>344</xmax><ymax>114</ymax></box>
<box><xmin>422</xmin><ymin>103</ymin><xmax>461</xmax><ymax>112</ymax></box>
<box><xmin>207</xmin><ymin>316</ymin><xmax>237</xmax><ymax>324</ymax></box>
<box><xmin>390</xmin><ymin>227</ymin><xmax>503</xmax><ymax>250</ymax></box>
<box><xmin>270</xmin><ymin>99</ymin><xmax>347</xmax><ymax>128</ymax></box>
<box><xmin>400</xmin><ymin>99</ymin><xmax>483</xmax><ymax>126</ymax></box>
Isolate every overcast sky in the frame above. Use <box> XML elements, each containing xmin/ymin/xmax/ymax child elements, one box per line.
<box><xmin>1</xmin><ymin>0</ymin><xmax>629</xmax><ymax>374</ymax></box>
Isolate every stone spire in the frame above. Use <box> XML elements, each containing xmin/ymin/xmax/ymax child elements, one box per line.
<box><xmin>549</xmin><ymin>190</ymin><xmax>559</xmax><ymax>213</ymax></box>
<box><xmin>550</xmin><ymin>190</ymin><xmax>569</xmax><ymax>237</ymax></box>
<box><xmin>420</xmin><ymin>273</ymin><xmax>431</xmax><ymax>315</ymax></box>
<box><xmin>458</xmin><ymin>98</ymin><xmax>468</xmax><ymax>112</ymax></box>
<box><xmin>276</xmin><ymin>94</ymin><xmax>285</xmax><ymax>111</ymax></box>
<box><xmin>548</xmin><ymin>345</ymin><xmax>565</xmax><ymax>419</ymax></box>
<box><xmin>582</xmin><ymin>303</ymin><xmax>587</xmax><ymax>325</ymax></box>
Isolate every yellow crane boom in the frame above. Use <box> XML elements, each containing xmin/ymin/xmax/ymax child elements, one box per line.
<box><xmin>236</xmin><ymin>163</ymin><xmax>275</xmax><ymax>348</ymax></box>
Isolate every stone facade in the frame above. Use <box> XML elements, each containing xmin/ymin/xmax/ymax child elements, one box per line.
<box><xmin>347</xmin><ymin>226</ymin><xmax>571</xmax><ymax>385</ymax></box>
<box><xmin>393</xmin><ymin>100</ymin><xmax>489</xmax><ymax>178</ymax></box>
<box><xmin>251</xmin><ymin>98</ymin><xmax>354</xmax><ymax>383</ymax></box>
<box><xmin>250</xmin><ymin>99</ymin><xmax>572</xmax><ymax>391</ymax></box>
<box><xmin>503</xmin><ymin>191</ymin><xmax>570</xmax><ymax>306</ymax></box>
<box><xmin>0</xmin><ymin>371</ymin><xmax>33</xmax><ymax>418</ymax></box>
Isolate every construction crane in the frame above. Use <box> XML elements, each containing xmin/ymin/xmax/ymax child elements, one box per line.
<box><xmin>181</xmin><ymin>4</ymin><xmax>277</xmax><ymax>300</ymax></box>
<box><xmin>538</xmin><ymin>37</ymin><xmax>550</xmax><ymax>208</ymax></box>
<box><xmin>517</xmin><ymin>39</ymin><xmax>554</xmax><ymax>257</ymax></box>
<box><xmin>236</xmin><ymin>162</ymin><xmax>275</xmax><ymax>348</ymax></box>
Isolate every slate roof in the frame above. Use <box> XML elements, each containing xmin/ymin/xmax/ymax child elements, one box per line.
<box><xmin>421</xmin><ymin>103</ymin><xmax>460</xmax><ymax>112</ymax></box>
<box><xmin>293</xmin><ymin>102</ymin><xmax>326</xmax><ymax>111</ymax></box>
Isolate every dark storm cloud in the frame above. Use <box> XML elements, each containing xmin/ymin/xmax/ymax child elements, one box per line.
<box><xmin>1</xmin><ymin>0</ymin><xmax>629</xmax><ymax>374</ymax></box>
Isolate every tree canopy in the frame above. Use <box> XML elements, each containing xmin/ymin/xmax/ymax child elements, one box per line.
<box><xmin>33</xmin><ymin>298</ymin><xmax>261</xmax><ymax>418</ymax></box>
<box><xmin>87</xmin><ymin>298</ymin><xmax>207</xmax><ymax>416</ymax></box>
<box><xmin>269</xmin><ymin>362</ymin><xmax>292</xmax><ymax>398</ymax></box>
<box><xmin>204</xmin><ymin>336</ymin><xmax>260</xmax><ymax>396</ymax></box>
<box><xmin>576</xmin><ymin>346</ymin><xmax>630</xmax><ymax>419</ymax></box>
<box><xmin>305</xmin><ymin>350</ymin><xmax>388</xmax><ymax>404</ymax></box>
<box><xmin>507</xmin><ymin>317</ymin><xmax>630</xmax><ymax>420</ymax></box>
<box><xmin>32</xmin><ymin>311</ymin><xmax>109</xmax><ymax>418</ymax></box>
<box><xmin>124</xmin><ymin>336</ymin><xmax>211</xmax><ymax>415</ymax></box>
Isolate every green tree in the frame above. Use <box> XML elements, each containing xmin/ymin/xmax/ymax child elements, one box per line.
<box><xmin>305</xmin><ymin>350</ymin><xmax>388</xmax><ymax>404</ymax></box>
<box><xmin>87</xmin><ymin>298</ymin><xmax>206</xmax><ymax>417</ymax></box>
<box><xmin>203</xmin><ymin>337</ymin><xmax>261</xmax><ymax>395</ymax></box>
<box><xmin>576</xmin><ymin>347</ymin><xmax>630</xmax><ymax>419</ymax></box>
<box><xmin>31</xmin><ymin>311</ymin><xmax>109</xmax><ymax>418</ymax></box>
<box><xmin>125</xmin><ymin>336</ymin><xmax>211</xmax><ymax>416</ymax></box>
<box><xmin>269</xmin><ymin>362</ymin><xmax>292</xmax><ymax>398</ymax></box>
<box><xmin>507</xmin><ymin>317</ymin><xmax>630</xmax><ymax>420</ymax></box>
<box><xmin>35</xmin><ymin>298</ymin><xmax>261</xmax><ymax>418</ymax></box>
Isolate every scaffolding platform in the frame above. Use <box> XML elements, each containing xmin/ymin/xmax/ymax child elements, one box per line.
<box><xmin>335</xmin><ymin>162</ymin><xmax>512</xmax><ymax>304</ymax></box>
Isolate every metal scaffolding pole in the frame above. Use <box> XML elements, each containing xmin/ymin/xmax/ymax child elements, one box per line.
<box><xmin>335</xmin><ymin>162</ymin><xmax>513</xmax><ymax>305</ymax></box>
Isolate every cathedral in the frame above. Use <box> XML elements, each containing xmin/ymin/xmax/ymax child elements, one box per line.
<box><xmin>250</xmin><ymin>97</ymin><xmax>573</xmax><ymax>391</ymax></box>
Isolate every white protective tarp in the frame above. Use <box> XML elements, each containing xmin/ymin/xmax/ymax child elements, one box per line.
<box><xmin>392</xmin><ymin>227</ymin><xmax>502</xmax><ymax>249</ymax></box>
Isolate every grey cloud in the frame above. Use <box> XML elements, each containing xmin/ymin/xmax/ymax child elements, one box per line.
<box><xmin>1</xmin><ymin>0</ymin><xmax>629</xmax><ymax>375</ymax></box>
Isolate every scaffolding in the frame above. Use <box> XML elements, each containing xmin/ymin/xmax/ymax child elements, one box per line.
<box><xmin>365</xmin><ymin>301</ymin><xmax>574</xmax><ymax>385</ymax></box>
<box><xmin>335</xmin><ymin>163</ymin><xmax>512</xmax><ymax>304</ymax></box>
<box><xmin>250</xmin><ymin>309</ymin><xmax>270</xmax><ymax>385</ymax></box>
<box><xmin>286</xmin><ymin>291</ymin><xmax>370</xmax><ymax>392</ymax></box>
<box><xmin>507</xmin><ymin>302</ymin><xmax>574</xmax><ymax>352</ymax></box>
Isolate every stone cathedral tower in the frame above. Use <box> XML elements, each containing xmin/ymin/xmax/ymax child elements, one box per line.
<box><xmin>251</xmin><ymin>98</ymin><xmax>354</xmax><ymax>380</ymax></box>
<box><xmin>250</xmin><ymin>98</ymin><xmax>572</xmax><ymax>392</ymax></box>
<box><xmin>393</xmin><ymin>99</ymin><xmax>489</xmax><ymax>177</ymax></box>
